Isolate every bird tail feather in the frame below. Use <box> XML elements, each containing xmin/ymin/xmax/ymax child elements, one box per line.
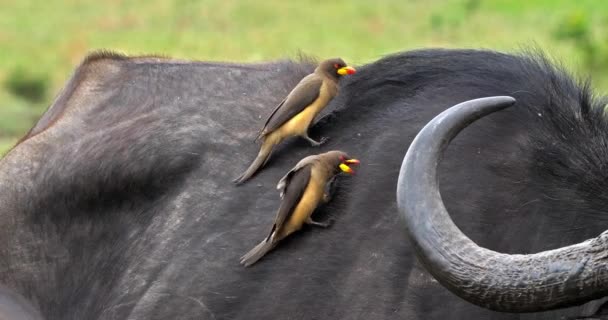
<box><xmin>240</xmin><ymin>239</ymin><xmax>276</xmax><ymax>267</ymax></box>
<box><xmin>254</xmin><ymin>130</ymin><xmax>264</xmax><ymax>142</ymax></box>
<box><xmin>233</xmin><ymin>139</ymin><xmax>275</xmax><ymax>185</ymax></box>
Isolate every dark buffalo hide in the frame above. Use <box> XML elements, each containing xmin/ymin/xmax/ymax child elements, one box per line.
<box><xmin>1</xmin><ymin>49</ymin><xmax>607</xmax><ymax>319</ymax></box>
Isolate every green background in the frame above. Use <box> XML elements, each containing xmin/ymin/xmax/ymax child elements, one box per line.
<box><xmin>1</xmin><ymin>0</ymin><xmax>607</xmax><ymax>155</ymax></box>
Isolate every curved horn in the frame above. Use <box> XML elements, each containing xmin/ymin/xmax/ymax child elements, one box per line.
<box><xmin>397</xmin><ymin>96</ymin><xmax>608</xmax><ymax>312</ymax></box>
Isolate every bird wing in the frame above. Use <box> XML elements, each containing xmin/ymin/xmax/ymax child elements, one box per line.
<box><xmin>260</xmin><ymin>75</ymin><xmax>323</xmax><ymax>135</ymax></box>
<box><xmin>266</xmin><ymin>165</ymin><xmax>312</xmax><ymax>240</ymax></box>
<box><xmin>276</xmin><ymin>154</ymin><xmax>317</xmax><ymax>196</ymax></box>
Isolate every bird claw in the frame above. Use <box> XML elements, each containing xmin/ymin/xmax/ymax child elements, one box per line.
<box><xmin>307</xmin><ymin>218</ymin><xmax>333</xmax><ymax>228</ymax></box>
<box><xmin>304</xmin><ymin>135</ymin><xmax>329</xmax><ymax>147</ymax></box>
<box><xmin>311</xmin><ymin>137</ymin><xmax>329</xmax><ymax>147</ymax></box>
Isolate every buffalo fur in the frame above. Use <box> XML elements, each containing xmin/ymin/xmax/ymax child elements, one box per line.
<box><xmin>1</xmin><ymin>48</ymin><xmax>607</xmax><ymax>319</ymax></box>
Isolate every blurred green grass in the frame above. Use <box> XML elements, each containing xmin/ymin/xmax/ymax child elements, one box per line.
<box><xmin>1</xmin><ymin>0</ymin><xmax>608</xmax><ymax>155</ymax></box>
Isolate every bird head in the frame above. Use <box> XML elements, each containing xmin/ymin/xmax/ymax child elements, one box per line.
<box><xmin>322</xmin><ymin>150</ymin><xmax>360</xmax><ymax>175</ymax></box>
<box><xmin>338</xmin><ymin>154</ymin><xmax>360</xmax><ymax>175</ymax></box>
<box><xmin>318</xmin><ymin>58</ymin><xmax>356</xmax><ymax>79</ymax></box>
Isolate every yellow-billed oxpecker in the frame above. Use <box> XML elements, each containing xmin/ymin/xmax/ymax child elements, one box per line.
<box><xmin>233</xmin><ymin>58</ymin><xmax>356</xmax><ymax>185</ymax></box>
<box><xmin>240</xmin><ymin>150</ymin><xmax>360</xmax><ymax>267</ymax></box>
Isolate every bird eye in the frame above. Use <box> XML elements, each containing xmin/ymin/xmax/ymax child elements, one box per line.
<box><xmin>334</xmin><ymin>63</ymin><xmax>339</xmax><ymax>68</ymax></box>
<box><xmin>339</xmin><ymin>155</ymin><xmax>345</xmax><ymax>162</ymax></box>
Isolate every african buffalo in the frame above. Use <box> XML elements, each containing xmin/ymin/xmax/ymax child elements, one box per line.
<box><xmin>1</xmin><ymin>48</ymin><xmax>607</xmax><ymax>319</ymax></box>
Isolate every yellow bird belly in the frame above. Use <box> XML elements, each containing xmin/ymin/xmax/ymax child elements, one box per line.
<box><xmin>271</xmin><ymin>83</ymin><xmax>331</xmax><ymax>140</ymax></box>
<box><xmin>280</xmin><ymin>171</ymin><xmax>325</xmax><ymax>238</ymax></box>
<box><xmin>280</xmin><ymin>104</ymin><xmax>319</xmax><ymax>135</ymax></box>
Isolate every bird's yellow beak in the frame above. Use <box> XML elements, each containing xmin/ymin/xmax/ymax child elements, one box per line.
<box><xmin>337</xmin><ymin>66</ymin><xmax>357</xmax><ymax>76</ymax></box>
<box><xmin>339</xmin><ymin>163</ymin><xmax>354</xmax><ymax>174</ymax></box>
<box><xmin>339</xmin><ymin>158</ymin><xmax>360</xmax><ymax>174</ymax></box>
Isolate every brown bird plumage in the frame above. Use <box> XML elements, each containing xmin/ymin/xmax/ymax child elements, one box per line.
<box><xmin>240</xmin><ymin>150</ymin><xmax>360</xmax><ymax>267</ymax></box>
<box><xmin>233</xmin><ymin>58</ymin><xmax>356</xmax><ymax>185</ymax></box>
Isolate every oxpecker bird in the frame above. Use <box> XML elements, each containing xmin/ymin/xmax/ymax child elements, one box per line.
<box><xmin>240</xmin><ymin>150</ymin><xmax>360</xmax><ymax>267</ymax></box>
<box><xmin>233</xmin><ymin>58</ymin><xmax>356</xmax><ymax>185</ymax></box>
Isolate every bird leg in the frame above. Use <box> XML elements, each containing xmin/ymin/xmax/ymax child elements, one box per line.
<box><xmin>306</xmin><ymin>217</ymin><xmax>332</xmax><ymax>228</ymax></box>
<box><xmin>323</xmin><ymin>176</ymin><xmax>338</xmax><ymax>203</ymax></box>
<box><xmin>303</xmin><ymin>134</ymin><xmax>329</xmax><ymax>147</ymax></box>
